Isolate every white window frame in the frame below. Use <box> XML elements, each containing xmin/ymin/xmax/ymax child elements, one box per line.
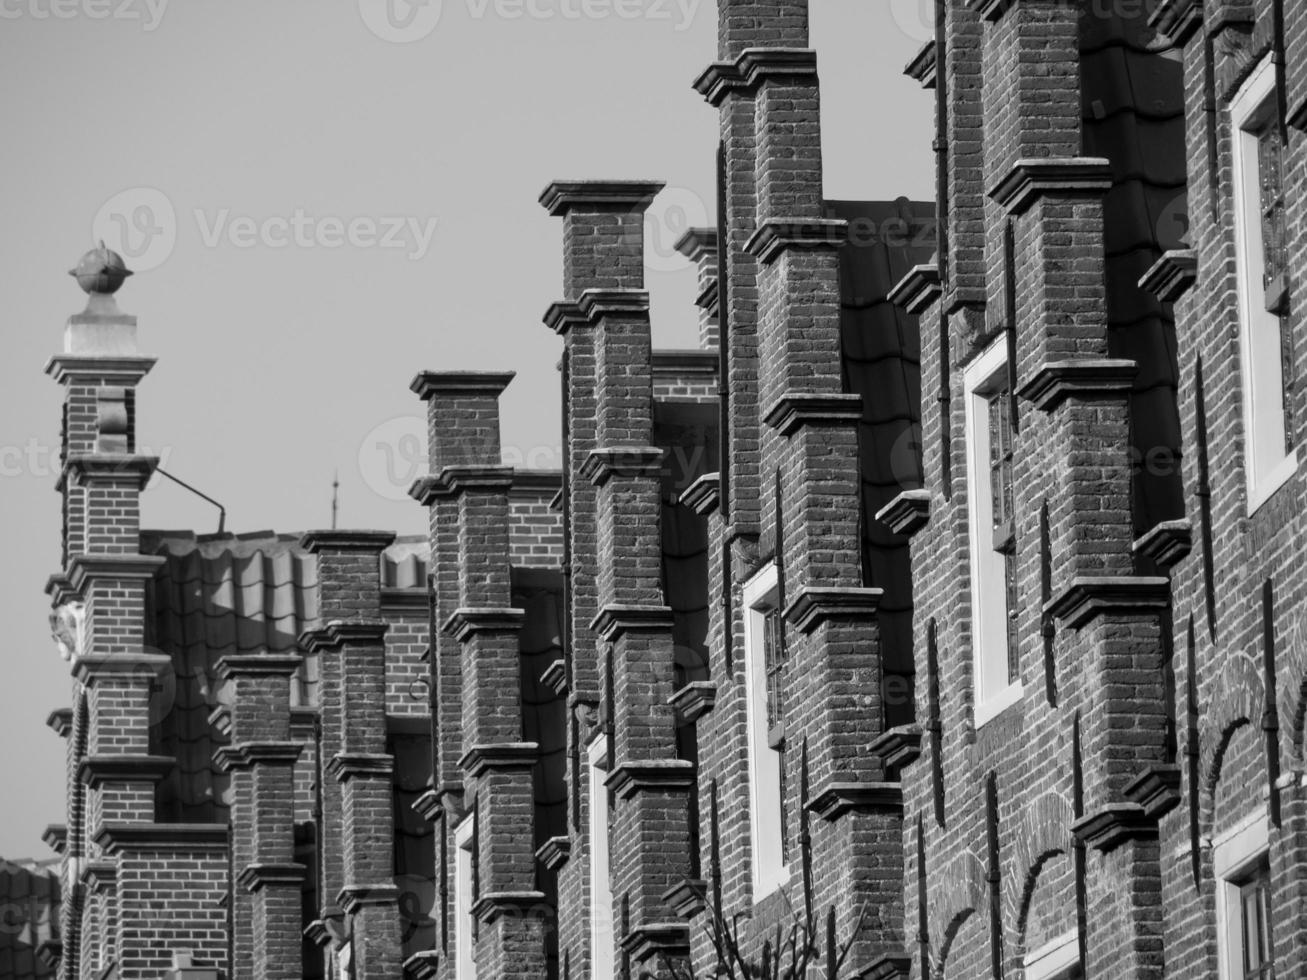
<box><xmin>1231</xmin><ymin>56</ymin><xmax>1299</xmax><ymax>513</ymax></box>
<box><xmin>454</xmin><ymin>812</ymin><xmax>477</xmax><ymax>980</ymax></box>
<box><xmin>1213</xmin><ymin>806</ymin><xmax>1273</xmax><ymax>980</ymax></box>
<box><xmin>964</xmin><ymin>338</ymin><xmax>1023</xmax><ymax>727</ymax></box>
<box><xmin>588</xmin><ymin>735</ymin><xmax>615</xmax><ymax>980</ymax></box>
<box><xmin>1023</xmin><ymin>929</ymin><xmax>1081</xmax><ymax>980</ymax></box>
<box><xmin>742</xmin><ymin>562</ymin><xmax>790</xmax><ymax>901</ymax></box>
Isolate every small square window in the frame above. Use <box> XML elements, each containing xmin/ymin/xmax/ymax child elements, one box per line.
<box><xmin>1214</xmin><ymin>808</ymin><xmax>1275</xmax><ymax>980</ymax></box>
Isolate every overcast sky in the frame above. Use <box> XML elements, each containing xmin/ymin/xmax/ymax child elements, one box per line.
<box><xmin>0</xmin><ymin>0</ymin><xmax>933</xmax><ymax>858</ymax></box>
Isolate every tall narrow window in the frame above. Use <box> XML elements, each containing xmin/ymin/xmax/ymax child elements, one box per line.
<box><xmin>454</xmin><ymin>814</ymin><xmax>476</xmax><ymax>979</ymax></box>
<box><xmin>965</xmin><ymin>339</ymin><xmax>1021</xmax><ymax>725</ymax></box>
<box><xmin>1232</xmin><ymin>57</ymin><xmax>1298</xmax><ymax>512</ymax></box>
<box><xmin>588</xmin><ymin>737</ymin><xmax>615</xmax><ymax>980</ymax></box>
<box><xmin>742</xmin><ymin>563</ymin><xmax>789</xmax><ymax>899</ymax></box>
<box><xmin>1215</xmin><ymin>808</ymin><xmax>1274</xmax><ymax>980</ymax></box>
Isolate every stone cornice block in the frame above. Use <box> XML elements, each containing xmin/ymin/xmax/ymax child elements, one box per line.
<box><xmin>591</xmin><ymin>603</ymin><xmax>676</xmax><ymax>642</ymax></box>
<box><xmin>433</xmin><ymin>464</ymin><xmax>515</xmax><ymax>497</ymax></box>
<box><xmin>410</xmin><ymin>370</ymin><xmax>515</xmax><ymax>402</ymax></box>
<box><xmin>510</xmin><ymin>469</ymin><xmax>564</xmax><ymax>496</ymax></box>
<box><xmin>1149</xmin><ymin>0</ymin><xmax>1203</xmax><ymax>45</ymax></box>
<box><xmin>95</xmin><ymin>823</ymin><xmax>228</xmax><ymax>855</ymax></box>
<box><xmin>67</xmin><ymin>554</ymin><xmax>166</xmax><ymax>594</ymax></box>
<box><xmin>763</xmin><ymin>392</ymin><xmax>863</xmax><ymax>437</ymax></box>
<box><xmin>652</xmin><ymin>349</ymin><xmax>717</xmax><ymax>378</ymax></box>
<box><xmin>408</xmin><ymin>476</ymin><xmax>451</xmax><ymax>506</ymax></box>
<box><xmin>1045</xmin><ymin>576</ymin><xmax>1171</xmax><ymax>629</ymax></box>
<box><xmin>412</xmin><ymin>787</ymin><xmax>457</xmax><ymax>825</ymax></box>
<box><xmin>1072</xmin><ymin>803</ymin><xmax>1157</xmax><ymax>853</ymax></box>
<box><xmin>670</xmin><ymin>681</ymin><xmax>717</xmax><ymax>725</ymax></box>
<box><xmin>1016</xmin><ymin>359</ymin><xmax>1138</xmax><ymax>411</ymax></box>
<box><xmin>904</xmin><ymin>39</ymin><xmax>936</xmax><ymax>88</ymax></box>
<box><xmin>443</xmin><ymin>607</ymin><xmax>526</xmax><ymax>642</ymax></box>
<box><xmin>1132</xmin><ymin>519</ymin><xmax>1193</xmax><ymax>570</ymax></box>
<box><xmin>458</xmin><ymin>742</ymin><xmax>539</xmax><ymax>778</ymax></box>
<box><xmin>745</xmin><ymin>218</ymin><xmax>849</xmax><ymax>265</ymax></box>
<box><xmin>81</xmin><ymin>859</ymin><xmax>116</xmax><ymax>892</ymax></box>
<box><xmin>299</xmin><ymin>530</ymin><xmax>397</xmax><ymax>554</ymax></box>
<box><xmin>472</xmin><ymin>890</ymin><xmax>549</xmax><ymax>925</ymax></box>
<box><xmin>607</xmin><ymin>759</ymin><xmax>696</xmax><ymax>800</ymax></box>
<box><xmin>538</xmin><ymin>180</ymin><xmax>665</xmax><ymax>216</ymax></box>
<box><xmin>989</xmin><ymin>158</ymin><xmax>1114</xmax><ymax>216</ymax></box>
<box><xmin>807</xmin><ymin>781</ymin><xmax>903</xmax><ymax>823</ymax></box>
<box><xmin>662</xmin><ymin>878</ymin><xmax>707</xmax><ymax>920</ymax></box>
<box><xmin>621</xmin><ymin>922</ymin><xmax>691</xmax><ymax>962</ymax></box>
<box><xmin>581</xmin><ymin>447</ymin><xmax>665</xmax><ymax>487</ymax></box>
<box><xmin>237</xmin><ymin>862</ymin><xmax>307</xmax><ymax>893</ymax></box>
<box><xmin>875</xmin><ymin>490</ymin><xmax>932</xmax><ymax>538</ymax></box>
<box><xmin>784</xmin><ymin>586</ymin><xmax>883</xmax><ymax>635</ymax></box>
<box><xmin>543</xmin><ymin>300</ymin><xmax>588</xmax><ymax>336</ymax></box>
<box><xmin>693</xmin><ymin>47</ymin><xmax>819</xmax><ymax>107</ymax></box>
<box><xmin>45</xmin><ymin>354</ymin><xmax>156</xmax><ymax>386</ymax></box>
<box><xmin>42</xmin><ymin>824</ymin><xmax>68</xmax><ymax>855</ymax></box>
<box><xmin>869</xmin><ymin>725</ymin><xmax>924</xmax><ymax>777</ymax></box>
<box><xmin>305</xmin><ymin>910</ymin><xmax>347</xmax><ymax>948</ymax></box>
<box><xmin>320</xmin><ymin>619</ymin><xmax>391</xmax><ymax>649</ymax></box>
<box><xmin>535</xmin><ymin>835</ymin><xmax>572</xmax><ymax>872</ymax></box>
<box><xmin>1125</xmin><ymin>764</ymin><xmax>1182</xmax><ymax>821</ymax></box>
<box><xmin>402</xmin><ymin>950</ymin><xmax>441</xmax><ymax>980</ymax></box>
<box><xmin>216</xmin><ymin>653</ymin><xmax>302</xmax><ymax>680</ymax></box>
<box><xmin>327</xmin><ymin>753</ymin><xmax>394</xmax><ymax>783</ymax></box>
<box><xmin>214</xmin><ymin>741</ymin><xmax>303</xmax><ymax>774</ymax></box>
<box><xmin>887</xmin><ymin>263</ymin><xmax>942</xmax><ymax>315</ymax></box>
<box><xmin>74</xmin><ymin>651</ymin><xmax>173</xmax><ymax>686</ymax></box>
<box><xmin>44</xmin><ymin>572</ymin><xmax>76</xmax><ymax>606</ymax></box>
<box><xmin>541</xmin><ymin>658</ymin><xmax>569</xmax><ymax>697</ymax></box>
<box><xmin>673</xmin><ymin>226</ymin><xmax>718</xmax><ymax>260</ymax></box>
<box><xmin>338</xmin><ymin>883</ymin><xmax>401</xmax><ymax>914</ymax></box>
<box><xmin>65</xmin><ymin>453</ymin><xmax>159</xmax><ymax>488</ymax></box>
<box><xmin>1139</xmin><ymin>249</ymin><xmax>1197</xmax><ymax>303</ymax></box>
<box><xmin>679</xmin><ymin>472</ymin><xmax>720</xmax><ymax>516</ymax></box>
<box><xmin>578</xmin><ymin>287</ymin><xmax>652</xmax><ymax>321</ymax></box>
<box><xmin>47</xmin><ymin>708</ymin><xmax>73</xmax><ymax>739</ymax></box>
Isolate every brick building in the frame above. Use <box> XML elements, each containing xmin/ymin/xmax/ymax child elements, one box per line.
<box><xmin>33</xmin><ymin>0</ymin><xmax>1307</xmax><ymax>978</ymax></box>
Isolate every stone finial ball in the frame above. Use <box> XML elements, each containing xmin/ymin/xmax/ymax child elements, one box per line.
<box><xmin>69</xmin><ymin>241</ymin><xmax>134</xmax><ymax>295</ymax></box>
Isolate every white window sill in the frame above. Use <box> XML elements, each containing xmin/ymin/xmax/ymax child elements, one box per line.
<box><xmin>974</xmin><ymin>681</ymin><xmax>1023</xmax><ymax>729</ymax></box>
<box><xmin>753</xmin><ymin>864</ymin><xmax>791</xmax><ymax>905</ymax></box>
<box><xmin>1247</xmin><ymin>447</ymin><xmax>1300</xmax><ymax>516</ymax></box>
<box><xmin>1023</xmin><ymin>929</ymin><xmax>1080</xmax><ymax>980</ymax></box>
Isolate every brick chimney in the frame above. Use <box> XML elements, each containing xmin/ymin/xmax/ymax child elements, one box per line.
<box><xmin>48</xmin><ymin>246</ymin><xmax>228</xmax><ymax>980</ymax></box>
<box><xmin>300</xmin><ymin>530</ymin><xmax>401</xmax><ymax>978</ymax></box>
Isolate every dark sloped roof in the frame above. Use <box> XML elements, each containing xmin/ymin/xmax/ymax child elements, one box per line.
<box><xmin>143</xmin><ymin>531</ymin><xmax>321</xmax><ymax>823</ymax></box>
<box><xmin>0</xmin><ymin>859</ymin><xmax>58</xmax><ymax>980</ymax></box>
<box><xmin>1081</xmin><ymin>8</ymin><xmax>1187</xmax><ymax>539</ymax></box>
<box><xmin>827</xmin><ymin>197</ymin><xmax>936</xmax><ymax>728</ymax></box>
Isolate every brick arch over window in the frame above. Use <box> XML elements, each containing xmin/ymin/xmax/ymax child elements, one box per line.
<box><xmin>1199</xmin><ymin>649</ymin><xmax>1265</xmax><ymax>829</ymax></box>
<box><xmin>1276</xmin><ymin>607</ymin><xmax>1307</xmax><ymax>774</ymax></box>
<box><xmin>1202</xmin><ymin>715</ymin><xmax>1259</xmax><ymax>837</ymax></box>
<box><xmin>928</xmin><ymin>848</ymin><xmax>988</xmax><ymax>975</ymax></box>
<box><xmin>1006</xmin><ymin>790</ymin><xmax>1076</xmax><ymax>951</ymax></box>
